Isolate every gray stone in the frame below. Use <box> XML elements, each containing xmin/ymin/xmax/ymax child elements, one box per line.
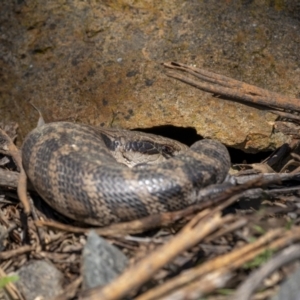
<box><xmin>271</xmin><ymin>267</ymin><xmax>300</xmax><ymax>300</ymax></box>
<box><xmin>82</xmin><ymin>230</ymin><xmax>128</xmax><ymax>289</ymax></box>
<box><xmin>15</xmin><ymin>260</ymin><xmax>63</xmax><ymax>300</ymax></box>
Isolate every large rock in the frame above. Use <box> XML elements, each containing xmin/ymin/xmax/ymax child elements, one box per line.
<box><xmin>1</xmin><ymin>1</ymin><xmax>299</xmax><ymax>151</ymax></box>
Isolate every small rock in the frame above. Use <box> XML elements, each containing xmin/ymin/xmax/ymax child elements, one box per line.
<box><xmin>82</xmin><ymin>230</ymin><xmax>128</xmax><ymax>289</ymax></box>
<box><xmin>15</xmin><ymin>260</ymin><xmax>63</xmax><ymax>300</ymax></box>
<box><xmin>271</xmin><ymin>267</ymin><xmax>300</xmax><ymax>300</ymax></box>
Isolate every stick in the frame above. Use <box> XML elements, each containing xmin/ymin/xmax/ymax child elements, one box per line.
<box><xmin>79</xmin><ymin>211</ymin><xmax>229</xmax><ymax>300</ymax></box>
<box><xmin>232</xmin><ymin>244</ymin><xmax>300</xmax><ymax>300</ymax></box>
<box><xmin>0</xmin><ymin>128</ymin><xmax>30</xmax><ymax>214</ymax></box>
<box><xmin>164</xmin><ymin>62</ymin><xmax>300</xmax><ymax>114</ymax></box>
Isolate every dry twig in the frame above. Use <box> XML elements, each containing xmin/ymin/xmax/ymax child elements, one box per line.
<box><xmin>0</xmin><ymin>245</ymin><xmax>34</xmax><ymax>260</ymax></box>
<box><xmin>80</xmin><ymin>210</ymin><xmax>228</xmax><ymax>300</ymax></box>
<box><xmin>232</xmin><ymin>244</ymin><xmax>300</xmax><ymax>300</ymax></box>
<box><xmin>137</xmin><ymin>226</ymin><xmax>300</xmax><ymax>300</ymax></box>
<box><xmin>0</xmin><ymin>128</ymin><xmax>30</xmax><ymax>214</ymax></box>
<box><xmin>164</xmin><ymin>61</ymin><xmax>300</xmax><ymax>114</ymax></box>
<box><xmin>135</xmin><ymin>228</ymin><xmax>284</xmax><ymax>300</ymax></box>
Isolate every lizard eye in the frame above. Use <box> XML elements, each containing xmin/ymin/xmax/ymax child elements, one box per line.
<box><xmin>162</xmin><ymin>145</ymin><xmax>174</xmax><ymax>155</ymax></box>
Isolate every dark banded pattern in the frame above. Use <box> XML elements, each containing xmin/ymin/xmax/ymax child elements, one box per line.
<box><xmin>22</xmin><ymin>122</ymin><xmax>230</xmax><ymax>226</ymax></box>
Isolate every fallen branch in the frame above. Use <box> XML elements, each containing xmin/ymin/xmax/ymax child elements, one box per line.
<box><xmin>164</xmin><ymin>61</ymin><xmax>300</xmax><ymax>115</ymax></box>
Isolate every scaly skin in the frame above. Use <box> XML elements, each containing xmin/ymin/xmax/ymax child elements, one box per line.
<box><xmin>22</xmin><ymin>122</ymin><xmax>230</xmax><ymax>226</ymax></box>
